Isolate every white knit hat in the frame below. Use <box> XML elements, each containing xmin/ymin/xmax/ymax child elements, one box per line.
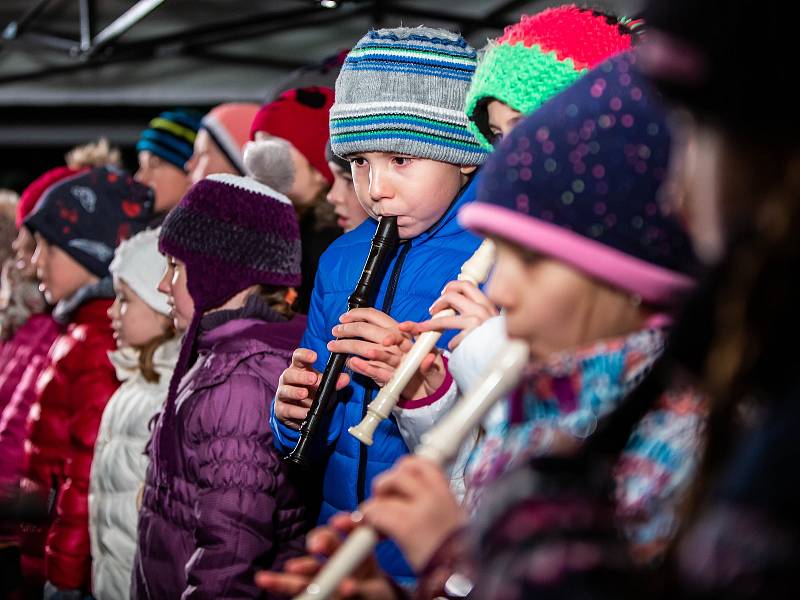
<box><xmin>109</xmin><ymin>228</ymin><xmax>170</xmax><ymax>316</ymax></box>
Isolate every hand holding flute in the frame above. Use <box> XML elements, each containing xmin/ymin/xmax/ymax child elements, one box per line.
<box><xmin>283</xmin><ymin>340</ymin><xmax>529</xmax><ymax>600</ymax></box>
<box><xmin>349</xmin><ymin>239</ymin><xmax>496</xmax><ymax>445</ymax></box>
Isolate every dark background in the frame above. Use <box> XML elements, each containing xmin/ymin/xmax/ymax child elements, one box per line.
<box><xmin>0</xmin><ymin>0</ymin><xmax>643</xmax><ymax>191</ymax></box>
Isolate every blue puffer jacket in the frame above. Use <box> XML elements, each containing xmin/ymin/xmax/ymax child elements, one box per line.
<box><xmin>271</xmin><ymin>177</ymin><xmax>481</xmax><ymax>581</ymax></box>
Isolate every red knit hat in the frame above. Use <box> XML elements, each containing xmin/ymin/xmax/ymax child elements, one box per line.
<box><xmin>16</xmin><ymin>166</ymin><xmax>85</xmax><ymax>228</ymax></box>
<box><xmin>249</xmin><ymin>86</ymin><xmax>335</xmax><ymax>184</ymax></box>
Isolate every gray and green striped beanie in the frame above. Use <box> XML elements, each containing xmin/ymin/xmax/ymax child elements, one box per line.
<box><xmin>330</xmin><ymin>27</ymin><xmax>488</xmax><ymax>166</ymax></box>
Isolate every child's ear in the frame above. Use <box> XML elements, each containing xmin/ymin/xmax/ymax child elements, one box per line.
<box><xmin>459</xmin><ymin>165</ymin><xmax>478</xmax><ymax>176</ymax></box>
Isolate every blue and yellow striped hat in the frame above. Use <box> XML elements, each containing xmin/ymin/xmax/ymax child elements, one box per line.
<box><xmin>136</xmin><ymin>109</ymin><xmax>203</xmax><ymax>172</ymax></box>
<box><xmin>330</xmin><ymin>27</ymin><xmax>488</xmax><ymax>166</ymax></box>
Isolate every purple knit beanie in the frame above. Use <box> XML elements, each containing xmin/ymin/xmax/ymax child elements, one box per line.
<box><xmin>156</xmin><ymin>173</ymin><xmax>301</xmax><ymax>453</ymax></box>
<box><xmin>460</xmin><ymin>51</ymin><xmax>698</xmax><ymax>307</ymax></box>
<box><xmin>159</xmin><ymin>173</ymin><xmax>301</xmax><ymax>311</ymax></box>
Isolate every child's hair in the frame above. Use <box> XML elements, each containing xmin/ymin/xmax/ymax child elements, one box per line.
<box><xmin>0</xmin><ymin>189</ymin><xmax>19</xmax><ymax>267</ymax></box>
<box><xmin>681</xmin><ymin>132</ymin><xmax>800</xmax><ymax>513</ymax></box>
<box><xmin>256</xmin><ymin>284</ymin><xmax>295</xmax><ymax>319</ymax></box>
<box><xmin>65</xmin><ymin>138</ymin><xmax>122</xmax><ymax>170</ymax></box>
<box><xmin>138</xmin><ymin>327</ymin><xmax>177</xmax><ymax>384</ymax></box>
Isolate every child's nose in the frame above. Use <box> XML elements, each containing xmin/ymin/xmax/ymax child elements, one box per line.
<box><xmin>368</xmin><ymin>169</ymin><xmax>392</xmax><ymax>202</ymax></box>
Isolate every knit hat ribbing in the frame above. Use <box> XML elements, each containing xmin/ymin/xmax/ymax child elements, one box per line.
<box><xmin>109</xmin><ymin>228</ymin><xmax>171</xmax><ymax>316</ymax></box>
<box><xmin>137</xmin><ymin>109</ymin><xmax>203</xmax><ymax>172</ymax></box>
<box><xmin>200</xmin><ymin>103</ymin><xmax>260</xmax><ymax>175</ymax></box>
<box><xmin>24</xmin><ymin>166</ymin><xmax>155</xmax><ymax>278</ymax></box>
<box><xmin>460</xmin><ymin>52</ymin><xmax>698</xmax><ymax>307</ymax></box>
<box><xmin>158</xmin><ymin>173</ymin><xmax>301</xmax><ymax>313</ymax></box>
<box><xmin>466</xmin><ymin>5</ymin><xmax>640</xmax><ymax>149</ymax></box>
<box><xmin>249</xmin><ymin>86</ymin><xmax>335</xmax><ymax>184</ymax></box>
<box><xmin>330</xmin><ymin>27</ymin><xmax>488</xmax><ymax>166</ymax></box>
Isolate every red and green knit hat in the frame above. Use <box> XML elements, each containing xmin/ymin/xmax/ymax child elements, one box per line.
<box><xmin>465</xmin><ymin>5</ymin><xmax>642</xmax><ymax>149</ymax></box>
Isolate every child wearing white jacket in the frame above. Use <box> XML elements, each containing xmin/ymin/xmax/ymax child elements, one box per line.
<box><xmin>88</xmin><ymin>228</ymin><xmax>179</xmax><ymax>600</ymax></box>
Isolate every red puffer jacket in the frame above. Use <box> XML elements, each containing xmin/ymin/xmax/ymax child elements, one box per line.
<box><xmin>19</xmin><ymin>298</ymin><xmax>118</xmax><ymax>592</ymax></box>
<box><xmin>0</xmin><ymin>314</ymin><xmax>61</xmax><ymax>545</ymax></box>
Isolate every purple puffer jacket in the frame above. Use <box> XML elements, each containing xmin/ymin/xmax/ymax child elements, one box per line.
<box><xmin>132</xmin><ymin>307</ymin><xmax>308</xmax><ymax>600</ymax></box>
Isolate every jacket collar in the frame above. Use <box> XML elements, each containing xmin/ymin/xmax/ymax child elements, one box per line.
<box><xmin>511</xmin><ymin>328</ymin><xmax>667</xmax><ymax>426</ymax></box>
<box><xmin>53</xmin><ymin>276</ymin><xmax>115</xmax><ymax>324</ymax></box>
<box><xmin>109</xmin><ymin>335</ymin><xmax>181</xmax><ymax>383</ymax></box>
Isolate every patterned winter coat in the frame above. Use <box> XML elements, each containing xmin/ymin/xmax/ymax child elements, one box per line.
<box><xmin>462</xmin><ymin>328</ymin><xmax>706</xmax><ymax>554</ymax></box>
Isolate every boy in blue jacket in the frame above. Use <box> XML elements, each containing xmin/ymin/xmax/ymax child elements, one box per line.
<box><xmin>270</xmin><ymin>26</ymin><xmax>488</xmax><ymax>582</ymax></box>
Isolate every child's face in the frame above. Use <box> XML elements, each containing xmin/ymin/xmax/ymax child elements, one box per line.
<box><xmin>487</xmin><ymin>239</ymin><xmax>643</xmax><ymax>359</ymax></box>
<box><xmin>135</xmin><ymin>151</ymin><xmax>191</xmax><ymax>214</ymax></box>
<box><xmin>326</xmin><ymin>161</ymin><xmax>368</xmax><ymax>232</ymax></box>
<box><xmin>185</xmin><ymin>129</ymin><xmax>238</xmax><ymax>185</ymax></box>
<box><xmin>254</xmin><ymin>132</ymin><xmax>330</xmax><ymax>211</ymax></box>
<box><xmin>487</xmin><ymin>100</ymin><xmax>524</xmax><ymax>145</ymax></box>
<box><xmin>349</xmin><ymin>153</ymin><xmax>475</xmax><ymax>239</ymax></box>
<box><xmin>32</xmin><ymin>234</ymin><xmax>96</xmax><ymax>304</ymax></box>
<box><xmin>12</xmin><ymin>227</ymin><xmax>37</xmax><ymax>279</ymax></box>
<box><xmin>157</xmin><ymin>255</ymin><xmax>195</xmax><ymax>331</ymax></box>
<box><xmin>108</xmin><ymin>278</ymin><xmax>170</xmax><ymax>348</ymax></box>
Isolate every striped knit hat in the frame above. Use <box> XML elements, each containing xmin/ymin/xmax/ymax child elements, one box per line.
<box><xmin>200</xmin><ymin>103</ymin><xmax>260</xmax><ymax>175</ymax></box>
<box><xmin>330</xmin><ymin>27</ymin><xmax>488</xmax><ymax>166</ymax></box>
<box><xmin>136</xmin><ymin>109</ymin><xmax>203</xmax><ymax>172</ymax></box>
<box><xmin>466</xmin><ymin>6</ymin><xmax>641</xmax><ymax>149</ymax></box>
<box><xmin>158</xmin><ymin>173</ymin><xmax>301</xmax><ymax>415</ymax></box>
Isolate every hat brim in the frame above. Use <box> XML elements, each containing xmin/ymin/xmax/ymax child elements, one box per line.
<box><xmin>459</xmin><ymin>202</ymin><xmax>695</xmax><ymax>306</ymax></box>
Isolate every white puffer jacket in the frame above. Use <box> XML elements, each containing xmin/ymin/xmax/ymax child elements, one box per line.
<box><xmin>88</xmin><ymin>337</ymin><xmax>180</xmax><ymax>600</ymax></box>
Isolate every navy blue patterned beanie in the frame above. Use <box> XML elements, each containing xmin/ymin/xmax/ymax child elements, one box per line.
<box><xmin>460</xmin><ymin>51</ymin><xmax>698</xmax><ymax>306</ymax></box>
<box><xmin>24</xmin><ymin>166</ymin><xmax>154</xmax><ymax>278</ymax></box>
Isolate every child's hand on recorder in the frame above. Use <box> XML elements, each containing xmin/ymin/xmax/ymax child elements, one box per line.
<box><xmin>402</xmin><ymin>280</ymin><xmax>498</xmax><ymax>350</ymax></box>
<box><xmin>274</xmin><ymin>348</ymin><xmax>350</xmax><ymax>429</ymax></box>
<box><xmin>254</xmin><ymin>512</ymin><xmax>399</xmax><ymax>599</ymax></box>
<box><xmin>360</xmin><ymin>455</ymin><xmax>467</xmax><ymax>572</ymax></box>
<box><xmin>327</xmin><ymin>308</ymin><xmax>447</xmax><ymax>401</ymax></box>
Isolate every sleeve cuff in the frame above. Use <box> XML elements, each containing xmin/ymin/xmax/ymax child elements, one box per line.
<box><xmin>396</xmin><ymin>355</ymin><xmax>453</xmax><ymax>410</ymax></box>
<box><xmin>269</xmin><ymin>398</ymin><xmax>299</xmax><ymax>454</ymax></box>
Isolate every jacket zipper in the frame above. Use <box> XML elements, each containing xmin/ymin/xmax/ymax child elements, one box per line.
<box><xmin>356</xmin><ymin>241</ymin><xmax>412</xmax><ymax>504</ymax></box>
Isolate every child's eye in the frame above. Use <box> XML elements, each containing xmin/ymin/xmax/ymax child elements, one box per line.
<box><xmin>350</xmin><ymin>157</ymin><xmax>367</xmax><ymax>167</ymax></box>
<box><xmin>392</xmin><ymin>156</ymin><xmax>412</xmax><ymax>166</ymax></box>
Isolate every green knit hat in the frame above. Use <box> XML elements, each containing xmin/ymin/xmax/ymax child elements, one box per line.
<box><xmin>466</xmin><ymin>5</ymin><xmax>642</xmax><ymax>149</ymax></box>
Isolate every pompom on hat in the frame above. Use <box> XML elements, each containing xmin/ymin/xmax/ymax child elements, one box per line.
<box><xmin>460</xmin><ymin>52</ymin><xmax>698</xmax><ymax>307</ymax></box>
<box><xmin>242</xmin><ymin>139</ymin><xmax>296</xmax><ymax>197</ymax></box>
<box><xmin>109</xmin><ymin>228</ymin><xmax>171</xmax><ymax>317</ymax></box>
<box><xmin>330</xmin><ymin>26</ymin><xmax>488</xmax><ymax>166</ymax></box>
<box><xmin>466</xmin><ymin>5</ymin><xmax>641</xmax><ymax>149</ymax></box>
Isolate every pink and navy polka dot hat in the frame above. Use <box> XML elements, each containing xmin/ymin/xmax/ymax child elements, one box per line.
<box><xmin>460</xmin><ymin>51</ymin><xmax>698</xmax><ymax>307</ymax></box>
